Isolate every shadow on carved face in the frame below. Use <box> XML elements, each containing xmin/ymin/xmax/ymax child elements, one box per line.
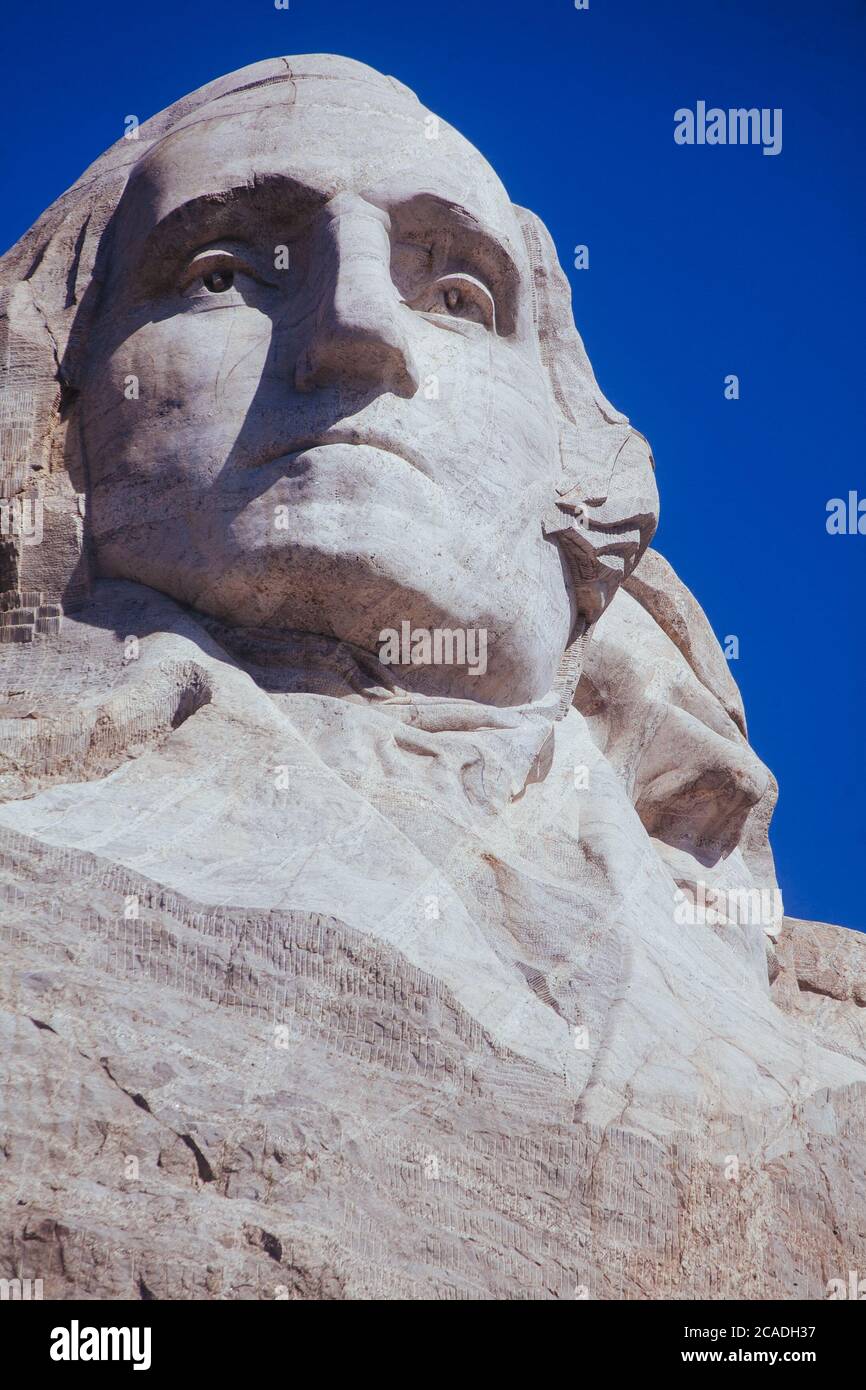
<box><xmin>68</xmin><ymin>98</ymin><xmax>576</xmax><ymax>705</ymax></box>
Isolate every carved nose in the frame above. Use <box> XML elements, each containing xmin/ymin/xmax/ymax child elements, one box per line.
<box><xmin>295</xmin><ymin>195</ymin><xmax>420</xmax><ymax>398</ymax></box>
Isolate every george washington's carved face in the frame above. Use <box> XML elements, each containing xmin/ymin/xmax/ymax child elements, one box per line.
<box><xmin>79</xmin><ymin>82</ymin><xmax>576</xmax><ymax>704</ymax></box>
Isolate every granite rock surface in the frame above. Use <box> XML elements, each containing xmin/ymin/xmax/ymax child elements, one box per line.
<box><xmin>0</xmin><ymin>56</ymin><xmax>862</xmax><ymax>1300</ymax></box>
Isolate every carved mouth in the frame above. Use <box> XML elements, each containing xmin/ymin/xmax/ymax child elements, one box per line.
<box><xmin>262</xmin><ymin>431</ymin><xmax>432</xmax><ymax>481</ymax></box>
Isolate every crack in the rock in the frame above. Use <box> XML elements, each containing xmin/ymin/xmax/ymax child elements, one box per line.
<box><xmin>179</xmin><ymin>1132</ymin><xmax>215</xmax><ymax>1183</ymax></box>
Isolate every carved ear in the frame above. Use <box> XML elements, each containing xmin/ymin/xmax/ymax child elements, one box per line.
<box><xmin>514</xmin><ymin>206</ymin><xmax>659</xmax><ymax>635</ymax></box>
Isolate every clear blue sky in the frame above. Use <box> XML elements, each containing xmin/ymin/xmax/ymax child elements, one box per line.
<box><xmin>2</xmin><ymin>0</ymin><xmax>863</xmax><ymax>929</ymax></box>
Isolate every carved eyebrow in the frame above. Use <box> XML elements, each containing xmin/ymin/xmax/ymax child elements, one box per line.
<box><xmin>125</xmin><ymin>179</ymin><xmax>523</xmax><ymax>334</ymax></box>
<box><xmin>130</xmin><ymin>177</ymin><xmax>326</xmax><ymax>285</ymax></box>
<box><xmin>389</xmin><ymin>192</ymin><xmax>521</xmax><ymax>334</ymax></box>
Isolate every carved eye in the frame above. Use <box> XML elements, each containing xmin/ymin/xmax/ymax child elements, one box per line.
<box><xmin>177</xmin><ymin>247</ymin><xmax>276</xmax><ymax>302</ymax></box>
<box><xmin>407</xmin><ymin>273</ymin><xmax>495</xmax><ymax>330</ymax></box>
<box><xmin>203</xmin><ymin>269</ymin><xmax>234</xmax><ymax>293</ymax></box>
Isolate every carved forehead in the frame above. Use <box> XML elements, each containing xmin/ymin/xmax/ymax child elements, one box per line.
<box><xmin>115</xmin><ymin>76</ymin><xmax>527</xmax><ymax>277</ymax></box>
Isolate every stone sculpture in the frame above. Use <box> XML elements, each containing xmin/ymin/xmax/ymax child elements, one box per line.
<box><xmin>1</xmin><ymin>55</ymin><xmax>863</xmax><ymax>1300</ymax></box>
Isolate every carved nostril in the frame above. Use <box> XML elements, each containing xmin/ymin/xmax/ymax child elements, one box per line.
<box><xmin>294</xmin><ymin>307</ymin><xmax>420</xmax><ymax>397</ymax></box>
<box><xmin>376</xmin><ymin>331</ymin><xmax>420</xmax><ymax>398</ymax></box>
